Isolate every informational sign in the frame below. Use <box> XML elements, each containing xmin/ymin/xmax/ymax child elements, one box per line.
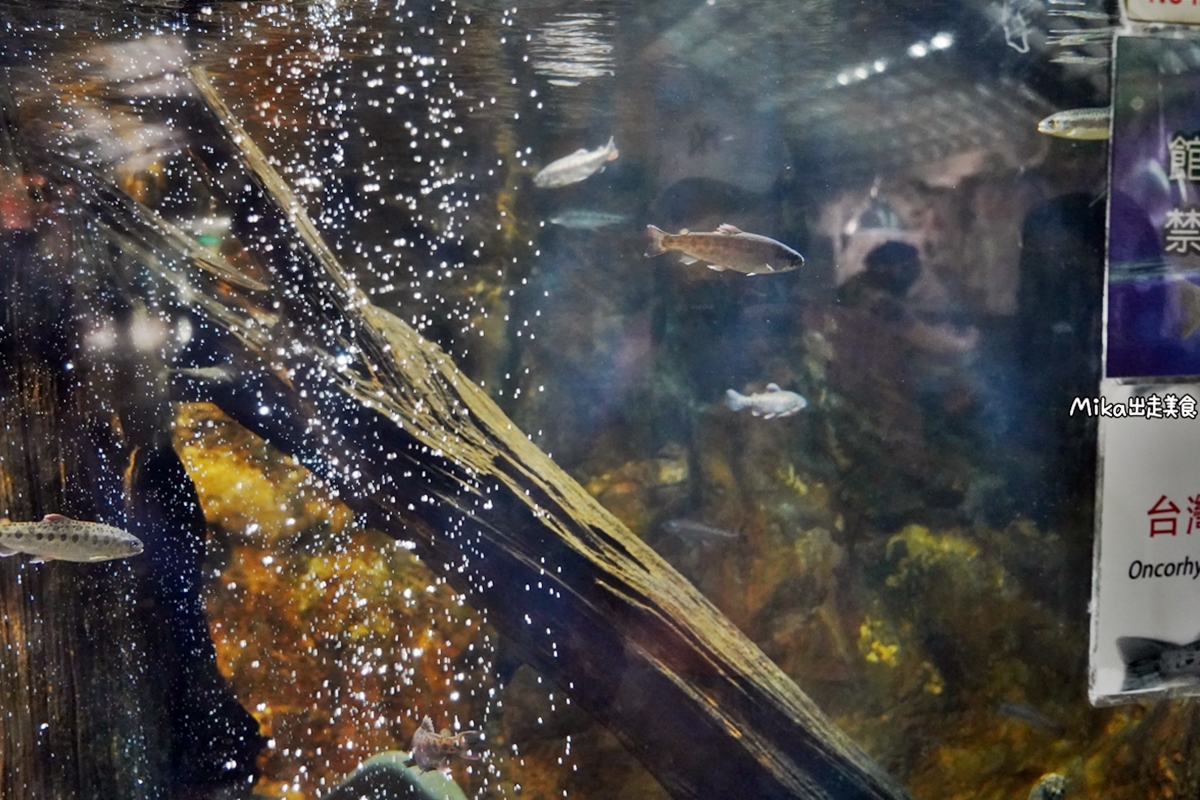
<box><xmin>1090</xmin><ymin>381</ymin><xmax>1200</xmax><ymax>702</ymax></box>
<box><xmin>1124</xmin><ymin>0</ymin><xmax>1200</xmax><ymax>26</ymax></box>
<box><xmin>1107</xmin><ymin>35</ymin><xmax>1200</xmax><ymax>379</ymax></box>
<box><xmin>1092</xmin><ymin>35</ymin><xmax>1200</xmax><ymax>704</ymax></box>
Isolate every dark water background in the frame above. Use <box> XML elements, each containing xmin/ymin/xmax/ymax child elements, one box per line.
<box><xmin>6</xmin><ymin>2</ymin><xmax>1190</xmax><ymax>800</ymax></box>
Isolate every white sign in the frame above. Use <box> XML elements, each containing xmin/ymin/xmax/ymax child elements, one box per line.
<box><xmin>1090</xmin><ymin>380</ymin><xmax>1200</xmax><ymax>703</ymax></box>
<box><xmin>1124</xmin><ymin>0</ymin><xmax>1200</xmax><ymax>25</ymax></box>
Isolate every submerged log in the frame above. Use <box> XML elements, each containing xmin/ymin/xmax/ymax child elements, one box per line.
<box><xmin>179</xmin><ymin>69</ymin><xmax>914</xmax><ymax>800</ymax></box>
<box><xmin>44</xmin><ymin>67</ymin><xmax>913</xmax><ymax>800</ymax></box>
<box><xmin>0</xmin><ymin>84</ymin><xmax>262</xmax><ymax>799</ymax></box>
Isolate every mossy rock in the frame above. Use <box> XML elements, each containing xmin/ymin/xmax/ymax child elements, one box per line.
<box><xmin>326</xmin><ymin>751</ymin><xmax>470</xmax><ymax>800</ymax></box>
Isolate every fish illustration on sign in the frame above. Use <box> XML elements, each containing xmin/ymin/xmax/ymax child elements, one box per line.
<box><xmin>408</xmin><ymin>716</ymin><xmax>484</xmax><ymax>772</ymax></box>
<box><xmin>0</xmin><ymin>514</ymin><xmax>144</xmax><ymax>563</ymax></box>
<box><xmin>532</xmin><ymin>137</ymin><xmax>619</xmax><ymax>188</ymax></box>
<box><xmin>645</xmin><ymin>224</ymin><xmax>804</xmax><ymax>275</ymax></box>
<box><xmin>1037</xmin><ymin>108</ymin><xmax>1111</xmax><ymax>140</ymax></box>
<box><xmin>725</xmin><ymin>384</ymin><xmax>808</xmax><ymax>419</ymax></box>
<box><xmin>1117</xmin><ymin>634</ymin><xmax>1200</xmax><ymax>690</ymax></box>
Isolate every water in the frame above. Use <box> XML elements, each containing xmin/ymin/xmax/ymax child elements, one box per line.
<box><xmin>1</xmin><ymin>2</ymin><xmax>1181</xmax><ymax>800</ymax></box>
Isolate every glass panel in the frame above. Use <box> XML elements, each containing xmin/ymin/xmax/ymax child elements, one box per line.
<box><xmin>0</xmin><ymin>2</ymin><xmax>1134</xmax><ymax>800</ymax></box>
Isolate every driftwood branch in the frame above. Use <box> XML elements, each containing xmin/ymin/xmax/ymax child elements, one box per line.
<box><xmin>94</xmin><ymin>67</ymin><xmax>917</xmax><ymax>800</ymax></box>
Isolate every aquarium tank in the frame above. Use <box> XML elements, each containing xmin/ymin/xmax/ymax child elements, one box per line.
<box><xmin>0</xmin><ymin>1</ymin><xmax>1183</xmax><ymax>799</ymax></box>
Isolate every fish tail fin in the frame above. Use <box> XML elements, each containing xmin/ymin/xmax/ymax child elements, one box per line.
<box><xmin>645</xmin><ymin>225</ymin><xmax>670</xmax><ymax>257</ymax></box>
<box><xmin>606</xmin><ymin>136</ymin><xmax>619</xmax><ymax>161</ymax></box>
<box><xmin>725</xmin><ymin>389</ymin><xmax>746</xmax><ymax>411</ymax></box>
<box><xmin>1117</xmin><ymin>636</ymin><xmax>1171</xmax><ymax>690</ymax></box>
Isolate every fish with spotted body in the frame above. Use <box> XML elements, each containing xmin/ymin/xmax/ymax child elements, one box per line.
<box><xmin>408</xmin><ymin>716</ymin><xmax>484</xmax><ymax>772</ymax></box>
<box><xmin>646</xmin><ymin>224</ymin><xmax>804</xmax><ymax>275</ymax></box>
<box><xmin>0</xmin><ymin>514</ymin><xmax>143</xmax><ymax>563</ymax></box>
<box><xmin>725</xmin><ymin>384</ymin><xmax>808</xmax><ymax>419</ymax></box>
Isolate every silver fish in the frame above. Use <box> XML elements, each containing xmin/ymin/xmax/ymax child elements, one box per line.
<box><xmin>725</xmin><ymin>384</ymin><xmax>808</xmax><ymax>419</ymax></box>
<box><xmin>1118</xmin><ymin>635</ymin><xmax>1200</xmax><ymax>690</ymax></box>
<box><xmin>1037</xmin><ymin>108</ymin><xmax>1110</xmax><ymax>140</ymax></box>
<box><xmin>1049</xmin><ymin>53</ymin><xmax>1111</xmax><ymax>66</ymax></box>
<box><xmin>0</xmin><ymin>514</ymin><xmax>144</xmax><ymax>563</ymax></box>
<box><xmin>996</xmin><ymin>701</ymin><xmax>1065</xmax><ymax>734</ymax></box>
<box><xmin>533</xmin><ymin>137</ymin><xmax>619</xmax><ymax>188</ymax></box>
<box><xmin>1046</xmin><ymin>8</ymin><xmax>1110</xmax><ymax>19</ymax></box>
<box><xmin>409</xmin><ymin>716</ymin><xmax>483</xmax><ymax>772</ymax></box>
<box><xmin>660</xmin><ymin>519</ymin><xmax>743</xmax><ymax>543</ymax></box>
<box><xmin>646</xmin><ymin>224</ymin><xmax>804</xmax><ymax>275</ymax></box>
<box><xmin>547</xmin><ymin>208</ymin><xmax>630</xmax><ymax>229</ymax></box>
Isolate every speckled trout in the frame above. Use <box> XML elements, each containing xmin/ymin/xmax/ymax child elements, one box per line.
<box><xmin>409</xmin><ymin>716</ymin><xmax>484</xmax><ymax>772</ymax></box>
<box><xmin>0</xmin><ymin>514</ymin><xmax>144</xmax><ymax>563</ymax></box>
<box><xmin>1037</xmin><ymin>108</ymin><xmax>1110</xmax><ymax>140</ymax></box>
<box><xmin>646</xmin><ymin>224</ymin><xmax>804</xmax><ymax>275</ymax></box>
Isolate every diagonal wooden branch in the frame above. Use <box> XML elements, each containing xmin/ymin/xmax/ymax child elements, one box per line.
<box><xmin>121</xmin><ymin>68</ymin><xmax>920</xmax><ymax>800</ymax></box>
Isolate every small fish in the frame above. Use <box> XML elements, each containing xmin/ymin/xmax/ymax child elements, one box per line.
<box><xmin>660</xmin><ymin>519</ymin><xmax>743</xmax><ymax>544</ymax></box>
<box><xmin>996</xmin><ymin>701</ymin><xmax>1065</xmax><ymax>734</ymax></box>
<box><xmin>725</xmin><ymin>384</ymin><xmax>808</xmax><ymax>419</ymax></box>
<box><xmin>1047</xmin><ymin>29</ymin><xmax>1113</xmax><ymax>47</ymax></box>
<box><xmin>1046</xmin><ymin>8</ymin><xmax>1111</xmax><ymax>19</ymax></box>
<box><xmin>645</xmin><ymin>224</ymin><xmax>804</xmax><ymax>275</ymax></box>
<box><xmin>0</xmin><ymin>514</ymin><xmax>144</xmax><ymax>563</ymax></box>
<box><xmin>547</xmin><ymin>208</ymin><xmax>630</xmax><ymax>229</ymax></box>
<box><xmin>1037</xmin><ymin>108</ymin><xmax>1110</xmax><ymax>140</ymax></box>
<box><xmin>1050</xmin><ymin>52</ymin><xmax>1110</xmax><ymax>66</ymax></box>
<box><xmin>533</xmin><ymin>137</ymin><xmax>619</xmax><ymax>188</ymax></box>
<box><xmin>1118</xmin><ymin>635</ymin><xmax>1200</xmax><ymax>690</ymax></box>
<box><xmin>409</xmin><ymin>716</ymin><xmax>484</xmax><ymax>772</ymax></box>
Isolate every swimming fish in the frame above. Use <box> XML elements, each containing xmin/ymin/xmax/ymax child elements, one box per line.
<box><xmin>1037</xmin><ymin>108</ymin><xmax>1110</xmax><ymax>140</ymax></box>
<box><xmin>547</xmin><ymin>208</ymin><xmax>630</xmax><ymax>229</ymax></box>
<box><xmin>532</xmin><ymin>137</ymin><xmax>619</xmax><ymax>188</ymax></box>
<box><xmin>0</xmin><ymin>514</ymin><xmax>144</xmax><ymax>563</ymax></box>
<box><xmin>1046</xmin><ymin>8</ymin><xmax>1111</xmax><ymax>20</ymax></box>
<box><xmin>409</xmin><ymin>716</ymin><xmax>484</xmax><ymax>772</ymax></box>
<box><xmin>660</xmin><ymin>519</ymin><xmax>743</xmax><ymax>544</ymax></box>
<box><xmin>996</xmin><ymin>701</ymin><xmax>1065</xmax><ymax>734</ymax></box>
<box><xmin>1049</xmin><ymin>53</ymin><xmax>1110</xmax><ymax>66</ymax></box>
<box><xmin>645</xmin><ymin>224</ymin><xmax>804</xmax><ymax>275</ymax></box>
<box><xmin>1117</xmin><ymin>634</ymin><xmax>1200</xmax><ymax>690</ymax></box>
<box><xmin>725</xmin><ymin>384</ymin><xmax>808</xmax><ymax>419</ymax></box>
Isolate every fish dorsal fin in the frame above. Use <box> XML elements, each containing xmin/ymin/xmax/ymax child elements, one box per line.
<box><xmin>571</xmin><ymin>148</ymin><xmax>588</xmax><ymax>156</ymax></box>
<box><xmin>42</xmin><ymin>513</ymin><xmax>65</xmax><ymax>522</ymax></box>
<box><xmin>717</xmin><ymin>224</ymin><xmax>743</xmax><ymax>235</ymax></box>
<box><xmin>766</xmin><ymin>383</ymin><xmax>781</xmax><ymax>392</ymax></box>
<box><xmin>420</xmin><ymin>716</ymin><xmax>435</xmax><ymax>732</ymax></box>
